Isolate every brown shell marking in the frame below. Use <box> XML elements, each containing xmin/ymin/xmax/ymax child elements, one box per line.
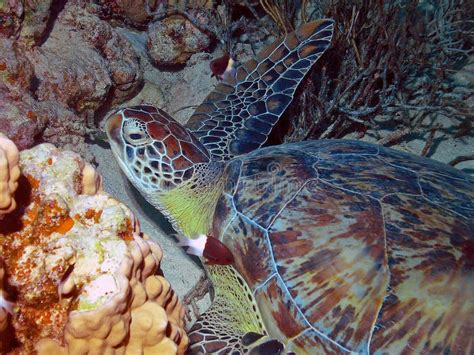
<box><xmin>147</xmin><ymin>122</ymin><xmax>168</xmax><ymax>141</ymax></box>
<box><xmin>371</xmin><ymin>193</ymin><xmax>474</xmax><ymax>353</ymax></box>
<box><xmin>254</xmin><ymin>276</ymin><xmax>351</xmax><ymax>354</ymax></box>
<box><xmin>233</xmin><ymin>152</ymin><xmax>315</xmax><ymax>229</ymax></box>
<box><xmin>122</xmin><ymin>108</ymin><xmax>154</xmax><ymax>123</ymax></box>
<box><xmin>255</xmin><ymin>276</ymin><xmax>310</xmax><ymax>340</ymax></box>
<box><xmin>267</xmin><ymin>180</ymin><xmax>388</xmax><ymax>353</ymax></box>
<box><xmin>225</xmin><ymin>214</ymin><xmax>274</xmax><ymax>289</ymax></box>
<box><xmin>214</xmin><ymin>140</ymin><xmax>473</xmax><ymax>353</ymax></box>
<box><xmin>287</xmin><ymin>329</ymin><xmax>350</xmax><ymax>355</ymax></box>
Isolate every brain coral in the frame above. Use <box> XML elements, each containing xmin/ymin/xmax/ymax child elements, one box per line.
<box><xmin>0</xmin><ymin>143</ymin><xmax>188</xmax><ymax>354</ymax></box>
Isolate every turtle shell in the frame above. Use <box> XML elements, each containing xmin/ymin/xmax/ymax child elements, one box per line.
<box><xmin>212</xmin><ymin>139</ymin><xmax>474</xmax><ymax>353</ymax></box>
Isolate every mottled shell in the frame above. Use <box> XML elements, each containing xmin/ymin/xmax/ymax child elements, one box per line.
<box><xmin>212</xmin><ymin>139</ymin><xmax>474</xmax><ymax>354</ymax></box>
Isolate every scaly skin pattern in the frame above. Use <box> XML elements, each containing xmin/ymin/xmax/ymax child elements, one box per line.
<box><xmin>210</xmin><ymin>139</ymin><xmax>473</xmax><ymax>353</ymax></box>
<box><xmin>106</xmin><ymin>105</ymin><xmax>225</xmax><ymax>236</ymax></box>
<box><xmin>106</xmin><ymin>104</ymin><xmax>282</xmax><ymax>353</ymax></box>
<box><xmin>104</xmin><ymin>18</ymin><xmax>469</xmax><ymax>354</ymax></box>
<box><xmin>188</xmin><ymin>265</ymin><xmax>270</xmax><ymax>353</ymax></box>
<box><xmin>186</xmin><ymin>20</ymin><xmax>335</xmax><ymax>161</ymax></box>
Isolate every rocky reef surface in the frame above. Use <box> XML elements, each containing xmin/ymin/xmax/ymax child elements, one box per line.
<box><xmin>0</xmin><ymin>0</ymin><xmax>216</xmax><ymax>337</ymax></box>
<box><xmin>0</xmin><ymin>139</ymin><xmax>187</xmax><ymax>353</ymax></box>
<box><xmin>0</xmin><ymin>1</ymin><xmax>142</xmax><ymax>160</ymax></box>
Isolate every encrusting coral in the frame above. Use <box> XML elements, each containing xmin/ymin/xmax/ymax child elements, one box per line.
<box><xmin>0</xmin><ymin>133</ymin><xmax>20</xmax><ymax>218</ymax></box>
<box><xmin>0</xmin><ymin>143</ymin><xmax>188</xmax><ymax>354</ymax></box>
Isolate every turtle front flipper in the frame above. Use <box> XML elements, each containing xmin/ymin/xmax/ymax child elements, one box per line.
<box><xmin>188</xmin><ymin>265</ymin><xmax>283</xmax><ymax>354</ymax></box>
<box><xmin>186</xmin><ymin>19</ymin><xmax>334</xmax><ymax>162</ymax></box>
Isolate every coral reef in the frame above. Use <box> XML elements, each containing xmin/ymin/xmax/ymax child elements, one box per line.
<box><xmin>0</xmin><ymin>134</ymin><xmax>20</xmax><ymax>217</ymax></box>
<box><xmin>0</xmin><ymin>1</ymin><xmax>24</xmax><ymax>38</ymax></box>
<box><xmin>0</xmin><ymin>143</ymin><xmax>187</xmax><ymax>354</ymax></box>
<box><xmin>0</xmin><ymin>1</ymin><xmax>142</xmax><ymax>158</ymax></box>
<box><xmin>18</xmin><ymin>0</ymin><xmax>55</xmax><ymax>48</ymax></box>
<box><xmin>92</xmin><ymin>0</ymin><xmax>160</xmax><ymax>28</ymax></box>
<box><xmin>147</xmin><ymin>16</ymin><xmax>212</xmax><ymax>66</ymax></box>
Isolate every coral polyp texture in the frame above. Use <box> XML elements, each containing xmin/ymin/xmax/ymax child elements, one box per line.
<box><xmin>0</xmin><ymin>143</ymin><xmax>188</xmax><ymax>354</ymax></box>
<box><xmin>0</xmin><ymin>133</ymin><xmax>20</xmax><ymax>217</ymax></box>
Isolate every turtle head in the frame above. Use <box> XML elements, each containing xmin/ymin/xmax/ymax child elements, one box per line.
<box><xmin>105</xmin><ymin>105</ymin><xmax>223</xmax><ymax>236</ymax></box>
<box><xmin>105</xmin><ymin>105</ymin><xmax>211</xmax><ymax>193</ymax></box>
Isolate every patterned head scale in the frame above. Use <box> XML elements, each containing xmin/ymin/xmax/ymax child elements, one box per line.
<box><xmin>106</xmin><ymin>105</ymin><xmax>210</xmax><ymax>192</ymax></box>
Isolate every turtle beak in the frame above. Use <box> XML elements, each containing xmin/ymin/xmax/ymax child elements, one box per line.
<box><xmin>105</xmin><ymin>112</ymin><xmax>126</xmax><ymax>165</ymax></box>
<box><xmin>105</xmin><ymin>112</ymin><xmax>123</xmax><ymax>146</ymax></box>
<box><xmin>104</xmin><ymin>112</ymin><xmax>133</xmax><ymax>178</ymax></box>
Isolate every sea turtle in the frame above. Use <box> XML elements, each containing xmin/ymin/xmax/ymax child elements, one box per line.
<box><xmin>105</xmin><ymin>19</ymin><xmax>474</xmax><ymax>354</ymax></box>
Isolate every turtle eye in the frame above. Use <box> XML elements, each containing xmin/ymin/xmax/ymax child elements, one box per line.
<box><xmin>123</xmin><ymin>121</ymin><xmax>151</xmax><ymax>146</ymax></box>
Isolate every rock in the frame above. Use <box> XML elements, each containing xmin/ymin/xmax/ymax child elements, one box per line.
<box><xmin>0</xmin><ymin>0</ymin><xmax>55</xmax><ymax>47</ymax></box>
<box><xmin>0</xmin><ymin>77</ymin><xmax>92</xmax><ymax>159</ymax></box>
<box><xmin>0</xmin><ymin>4</ymin><xmax>142</xmax><ymax>157</ymax></box>
<box><xmin>0</xmin><ymin>143</ymin><xmax>188</xmax><ymax>354</ymax></box>
<box><xmin>26</xmin><ymin>24</ymin><xmax>112</xmax><ymax>113</ymax></box>
<box><xmin>24</xmin><ymin>2</ymin><xmax>143</xmax><ymax>114</ymax></box>
<box><xmin>40</xmin><ymin>104</ymin><xmax>94</xmax><ymax>162</ymax></box>
<box><xmin>90</xmin><ymin>0</ymin><xmax>211</xmax><ymax>29</ymax></box>
<box><xmin>147</xmin><ymin>16</ymin><xmax>212</xmax><ymax>66</ymax></box>
<box><xmin>91</xmin><ymin>0</ymin><xmax>160</xmax><ymax>28</ymax></box>
<box><xmin>113</xmin><ymin>0</ymin><xmax>157</xmax><ymax>27</ymax></box>
<box><xmin>19</xmin><ymin>0</ymin><xmax>55</xmax><ymax>47</ymax></box>
<box><xmin>0</xmin><ymin>83</ymin><xmax>46</xmax><ymax>150</ymax></box>
<box><xmin>0</xmin><ymin>37</ymin><xmax>45</xmax><ymax>150</ymax></box>
<box><xmin>0</xmin><ymin>0</ymin><xmax>23</xmax><ymax>37</ymax></box>
<box><xmin>60</xmin><ymin>3</ymin><xmax>143</xmax><ymax>105</ymax></box>
<box><xmin>0</xmin><ymin>37</ymin><xmax>34</xmax><ymax>91</ymax></box>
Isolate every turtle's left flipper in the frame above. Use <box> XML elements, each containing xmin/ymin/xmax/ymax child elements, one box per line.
<box><xmin>186</xmin><ymin>19</ymin><xmax>335</xmax><ymax>162</ymax></box>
